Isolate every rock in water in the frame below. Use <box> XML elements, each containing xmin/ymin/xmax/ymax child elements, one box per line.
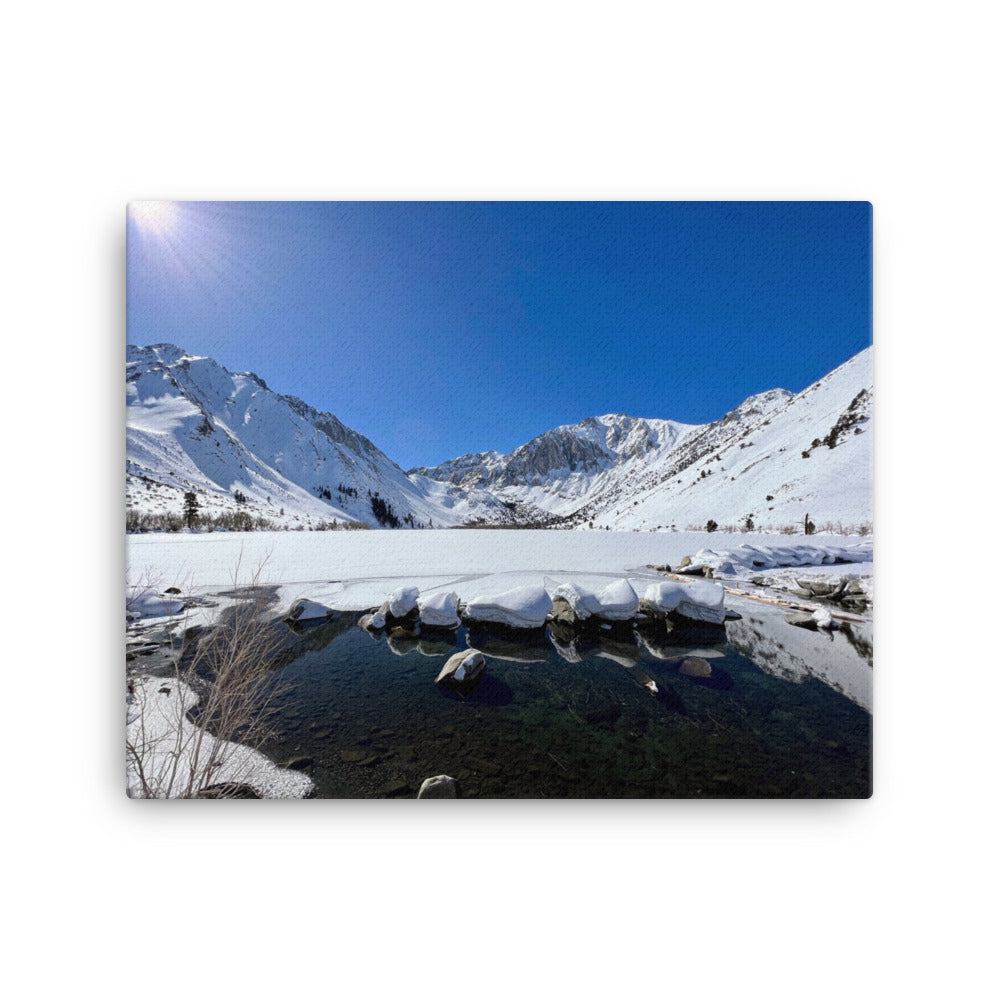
<box><xmin>418</xmin><ymin>775</ymin><xmax>458</xmax><ymax>798</ymax></box>
<box><xmin>358</xmin><ymin>610</ymin><xmax>386</xmax><ymax>631</ymax></box>
<box><xmin>436</xmin><ymin>650</ymin><xmax>485</xmax><ymax>684</ymax></box>
<box><xmin>679</xmin><ymin>656</ymin><xmax>713</xmax><ymax>678</ymax></box>
<box><xmin>435</xmin><ymin>651</ymin><xmax>486</xmax><ymax>695</ymax></box>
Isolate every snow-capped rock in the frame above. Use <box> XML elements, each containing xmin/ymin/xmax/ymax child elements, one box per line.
<box><xmin>435</xmin><ymin>650</ymin><xmax>486</xmax><ymax>689</ymax></box>
<box><xmin>641</xmin><ymin>580</ymin><xmax>728</xmax><ymax>625</ymax></box>
<box><xmin>126</xmin><ymin>590</ymin><xmax>185</xmax><ymax>621</ymax></box>
<box><xmin>547</xmin><ymin>578</ymin><xmax>638</xmax><ymax>622</ymax></box>
<box><xmin>464</xmin><ymin>585</ymin><xmax>553</xmax><ymax>629</ymax></box>
<box><xmin>387</xmin><ymin>586</ymin><xmax>420</xmax><ymax>618</ymax></box>
<box><xmin>284</xmin><ymin>598</ymin><xmax>334</xmax><ymax>623</ymax></box>
<box><xmin>417</xmin><ymin>590</ymin><xmax>460</xmax><ymax>628</ymax></box>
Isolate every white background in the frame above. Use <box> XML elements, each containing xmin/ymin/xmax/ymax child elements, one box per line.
<box><xmin>3</xmin><ymin>3</ymin><xmax>995</xmax><ymax>998</ymax></box>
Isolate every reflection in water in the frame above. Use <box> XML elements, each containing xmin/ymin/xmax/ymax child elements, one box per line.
<box><xmin>724</xmin><ymin>597</ymin><xmax>873</xmax><ymax>711</ymax></box>
<box><xmin>258</xmin><ymin>607</ymin><xmax>872</xmax><ymax>799</ymax></box>
<box><xmin>467</xmin><ymin>629</ymin><xmax>552</xmax><ymax>664</ymax></box>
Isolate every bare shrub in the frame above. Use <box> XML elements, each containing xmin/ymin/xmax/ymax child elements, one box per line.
<box><xmin>126</xmin><ymin>562</ymin><xmax>303</xmax><ymax>799</ymax></box>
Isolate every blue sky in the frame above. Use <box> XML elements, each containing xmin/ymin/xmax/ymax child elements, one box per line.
<box><xmin>126</xmin><ymin>201</ymin><xmax>871</xmax><ymax>469</ymax></box>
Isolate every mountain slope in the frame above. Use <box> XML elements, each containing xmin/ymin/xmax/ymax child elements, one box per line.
<box><xmin>126</xmin><ymin>344</ymin><xmax>500</xmax><ymax>529</ymax></box>
<box><xmin>411</xmin><ymin>347</ymin><xmax>871</xmax><ymax>531</ymax></box>
<box><xmin>579</xmin><ymin>347</ymin><xmax>873</xmax><ymax>531</ymax></box>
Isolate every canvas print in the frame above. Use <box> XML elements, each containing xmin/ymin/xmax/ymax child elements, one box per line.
<box><xmin>125</xmin><ymin>201</ymin><xmax>873</xmax><ymax>799</ymax></box>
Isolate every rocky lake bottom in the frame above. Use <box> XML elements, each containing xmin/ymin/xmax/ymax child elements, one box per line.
<box><xmin>248</xmin><ymin>607</ymin><xmax>872</xmax><ymax>799</ymax></box>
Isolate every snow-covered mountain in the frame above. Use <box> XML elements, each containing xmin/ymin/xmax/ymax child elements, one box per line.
<box><xmin>125</xmin><ymin>344</ymin><xmax>501</xmax><ymax>529</ymax></box>
<box><xmin>584</xmin><ymin>348</ymin><xmax>873</xmax><ymax>532</ymax></box>
<box><xmin>126</xmin><ymin>344</ymin><xmax>872</xmax><ymax>532</ymax></box>
<box><xmin>409</xmin><ymin>414</ymin><xmax>698</xmax><ymax>522</ymax></box>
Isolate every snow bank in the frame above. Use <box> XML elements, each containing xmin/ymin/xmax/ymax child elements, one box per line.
<box><xmin>417</xmin><ymin>590</ymin><xmax>460</xmax><ymax>628</ymax></box>
<box><xmin>126</xmin><ymin>676</ymin><xmax>314</xmax><ymax>799</ymax></box>
<box><xmin>128</xmin><ymin>529</ymin><xmax>871</xmax><ymax>594</ymax></box>
<box><xmin>642</xmin><ymin>580</ymin><xmax>728</xmax><ymax>624</ymax></box>
<box><xmin>464</xmin><ymin>585</ymin><xmax>553</xmax><ymax>629</ymax></box>
<box><xmin>684</xmin><ymin>540</ymin><xmax>873</xmax><ymax>577</ymax></box>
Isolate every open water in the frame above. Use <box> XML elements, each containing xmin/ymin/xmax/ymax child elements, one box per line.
<box><xmin>258</xmin><ymin>608</ymin><xmax>872</xmax><ymax>798</ymax></box>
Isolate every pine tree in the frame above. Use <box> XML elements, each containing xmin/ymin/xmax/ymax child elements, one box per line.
<box><xmin>183</xmin><ymin>491</ymin><xmax>200</xmax><ymax>529</ymax></box>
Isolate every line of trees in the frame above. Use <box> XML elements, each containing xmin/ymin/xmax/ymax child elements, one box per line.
<box><xmin>369</xmin><ymin>492</ymin><xmax>401</xmax><ymax>529</ymax></box>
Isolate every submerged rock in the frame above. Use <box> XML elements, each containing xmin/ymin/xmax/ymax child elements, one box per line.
<box><xmin>389</xmin><ymin>625</ymin><xmax>419</xmax><ymax>639</ymax></box>
<box><xmin>418</xmin><ymin>775</ymin><xmax>458</xmax><ymax>798</ymax></box>
<box><xmin>678</xmin><ymin>656</ymin><xmax>713</xmax><ymax>678</ymax></box>
<box><xmin>282</xmin><ymin>755</ymin><xmax>315</xmax><ymax>771</ymax></box>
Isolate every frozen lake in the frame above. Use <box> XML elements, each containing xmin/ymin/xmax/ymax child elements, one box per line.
<box><xmin>126</xmin><ymin>529</ymin><xmax>873</xmax><ymax>798</ymax></box>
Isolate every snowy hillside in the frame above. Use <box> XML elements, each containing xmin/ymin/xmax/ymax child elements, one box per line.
<box><xmin>126</xmin><ymin>344</ymin><xmax>501</xmax><ymax>530</ymax></box>
<box><xmin>126</xmin><ymin>344</ymin><xmax>872</xmax><ymax>532</ymax></box>
<box><xmin>579</xmin><ymin>348</ymin><xmax>873</xmax><ymax>531</ymax></box>
<box><xmin>412</xmin><ymin>347</ymin><xmax>872</xmax><ymax>531</ymax></box>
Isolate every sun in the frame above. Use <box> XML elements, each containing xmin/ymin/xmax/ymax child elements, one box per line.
<box><xmin>129</xmin><ymin>201</ymin><xmax>180</xmax><ymax>237</ymax></box>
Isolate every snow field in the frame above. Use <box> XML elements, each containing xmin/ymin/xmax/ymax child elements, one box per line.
<box><xmin>127</xmin><ymin>528</ymin><xmax>872</xmax><ymax>634</ymax></box>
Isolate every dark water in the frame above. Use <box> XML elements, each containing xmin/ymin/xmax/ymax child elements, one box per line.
<box><xmin>258</xmin><ymin>613</ymin><xmax>872</xmax><ymax>798</ymax></box>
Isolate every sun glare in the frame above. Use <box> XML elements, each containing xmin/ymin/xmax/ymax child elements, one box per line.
<box><xmin>129</xmin><ymin>201</ymin><xmax>179</xmax><ymax>237</ymax></box>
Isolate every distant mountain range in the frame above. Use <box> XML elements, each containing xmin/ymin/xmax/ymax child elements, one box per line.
<box><xmin>126</xmin><ymin>343</ymin><xmax>872</xmax><ymax>532</ymax></box>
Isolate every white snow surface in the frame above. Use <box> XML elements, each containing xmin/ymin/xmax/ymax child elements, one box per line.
<box><xmin>127</xmin><ymin>527</ymin><xmax>873</xmax><ymax>666</ymax></box>
<box><xmin>127</xmin><ymin>529</ymin><xmax>872</xmax><ymax>628</ymax></box>
<box><xmin>126</xmin><ymin>676</ymin><xmax>314</xmax><ymax>799</ymax></box>
<box><xmin>685</xmin><ymin>540</ymin><xmax>872</xmax><ymax>576</ymax></box>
